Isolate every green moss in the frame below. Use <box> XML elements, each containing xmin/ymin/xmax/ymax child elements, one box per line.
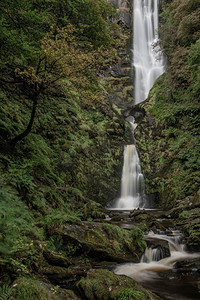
<box><xmin>103</xmin><ymin>223</ymin><xmax>146</xmax><ymax>256</ymax></box>
<box><xmin>85</xmin><ymin>230</ymin><xmax>110</xmax><ymax>247</ymax></box>
<box><xmin>9</xmin><ymin>277</ymin><xmax>57</xmax><ymax>300</ymax></box>
<box><xmin>77</xmin><ymin>269</ymin><xmax>159</xmax><ymax>300</ymax></box>
<box><xmin>136</xmin><ymin>68</ymin><xmax>200</xmax><ymax>208</ymax></box>
<box><xmin>114</xmin><ymin>288</ymin><xmax>147</xmax><ymax>300</ymax></box>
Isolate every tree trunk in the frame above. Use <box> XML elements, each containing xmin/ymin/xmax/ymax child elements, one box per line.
<box><xmin>9</xmin><ymin>94</ymin><xmax>38</xmax><ymax>147</ymax></box>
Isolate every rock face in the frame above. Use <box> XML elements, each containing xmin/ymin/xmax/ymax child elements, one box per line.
<box><xmin>169</xmin><ymin>192</ymin><xmax>200</xmax><ymax>251</ymax></box>
<box><xmin>109</xmin><ymin>0</ymin><xmax>131</xmax><ymax>28</ymax></box>
<box><xmin>55</xmin><ymin>221</ymin><xmax>145</xmax><ymax>263</ymax></box>
<box><xmin>134</xmin><ymin>74</ymin><xmax>200</xmax><ymax>207</ymax></box>
<box><xmin>107</xmin><ymin>0</ymin><xmax>133</xmax><ymax>114</ymax></box>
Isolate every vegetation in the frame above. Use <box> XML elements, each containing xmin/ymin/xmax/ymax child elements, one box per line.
<box><xmin>1</xmin><ymin>0</ymin><xmax>199</xmax><ymax>298</ymax></box>
<box><xmin>0</xmin><ymin>0</ymin><xmax>148</xmax><ymax>298</ymax></box>
<box><xmin>102</xmin><ymin>223</ymin><xmax>146</xmax><ymax>257</ymax></box>
<box><xmin>0</xmin><ymin>0</ymin><xmax>132</xmax><ymax>293</ymax></box>
<box><xmin>77</xmin><ymin>269</ymin><xmax>159</xmax><ymax>300</ymax></box>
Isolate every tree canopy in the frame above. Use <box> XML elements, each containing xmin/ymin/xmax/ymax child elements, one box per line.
<box><xmin>0</xmin><ymin>0</ymin><xmax>117</xmax><ymax>145</ymax></box>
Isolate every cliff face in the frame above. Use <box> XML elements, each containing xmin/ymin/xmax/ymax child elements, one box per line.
<box><xmin>135</xmin><ymin>0</ymin><xmax>200</xmax><ymax>208</ymax></box>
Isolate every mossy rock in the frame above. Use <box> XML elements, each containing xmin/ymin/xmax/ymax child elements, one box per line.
<box><xmin>2</xmin><ymin>277</ymin><xmax>81</xmax><ymax>300</ymax></box>
<box><xmin>167</xmin><ymin>194</ymin><xmax>200</xmax><ymax>251</ymax></box>
<box><xmin>82</xmin><ymin>200</ymin><xmax>106</xmax><ymax>221</ymax></box>
<box><xmin>43</xmin><ymin>248</ymin><xmax>71</xmax><ymax>268</ymax></box>
<box><xmin>8</xmin><ymin>277</ymin><xmax>57</xmax><ymax>300</ymax></box>
<box><xmin>77</xmin><ymin>269</ymin><xmax>160</xmax><ymax>300</ymax></box>
<box><xmin>57</xmin><ymin>221</ymin><xmax>145</xmax><ymax>262</ymax></box>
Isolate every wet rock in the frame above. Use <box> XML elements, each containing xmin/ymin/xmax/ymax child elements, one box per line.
<box><xmin>129</xmin><ymin>209</ymin><xmax>147</xmax><ymax>218</ymax></box>
<box><xmin>118</xmin><ymin>9</ymin><xmax>131</xmax><ymax>28</ymax></box>
<box><xmin>123</xmin><ymin>103</ymin><xmax>146</xmax><ymax>122</ymax></box>
<box><xmin>175</xmin><ymin>258</ymin><xmax>200</xmax><ymax>273</ymax></box>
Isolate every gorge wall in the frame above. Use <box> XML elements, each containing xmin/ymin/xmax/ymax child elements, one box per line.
<box><xmin>133</xmin><ymin>0</ymin><xmax>200</xmax><ymax>248</ymax></box>
<box><xmin>134</xmin><ymin>0</ymin><xmax>200</xmax><ymax>208</ymax></box>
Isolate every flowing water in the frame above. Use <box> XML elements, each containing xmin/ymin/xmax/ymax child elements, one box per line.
<box><xmin>106</xmin><ymin>3</ymin><xmax>200</xmax><ymax>296</ymax></box>
<box><xmin>114</xmin><ymin>231</ymin><xmax>200</xmax><ymax>299</ymax></box>
<box><xmin>133</xmin><ymin>0</ymin><xmax>165</xmax><ymax>104</ymax></box>
<box><xmin>109</xmin><ymin>0</ymin><xmax>165</xmax><ymax>210</ymax></box>
<box><xmin>111</xmin><ymin>118</ymin><xmax>147</xmax><ymax>210</ymax></box>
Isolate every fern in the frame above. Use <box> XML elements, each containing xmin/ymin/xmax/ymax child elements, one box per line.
<box><xmin>0</xmin><ymin>284</ymin><xmax>12</xmax><ymax>300</ymax></box>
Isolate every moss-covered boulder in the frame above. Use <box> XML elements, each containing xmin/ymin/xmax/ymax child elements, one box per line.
<box><xmin>55</xmin><ymin>221</ymin><xmax>146</xmax><ymax>263</ymax></box>
<box><xmin>77</xmin><ymin>269</ymin><xmax>160</xmax><ymax>300</ymax></box>
<box><xmin>2</xmin><ymin>277</ymin><xmax>57</xmax><ymax>300</ymax></box>
<box><xmin>0</xmin><ymin>277</ymin><xmax>81</xmax><ymax>300</ymax></box>
<box><xmin>42</xmin><ymin>247</ymin><xmax>71</xmax><ymax>268</ymax></box>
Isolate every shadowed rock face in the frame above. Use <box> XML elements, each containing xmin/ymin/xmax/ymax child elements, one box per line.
<box><xmin>123</xmin><ymin>104</ymin><xmax>146</xmax><ymax>123</ymax></box>
<box><xmin>109</xmin><ymin>0</ymin><xmax>131</xmax><ymax>28</ymax></box>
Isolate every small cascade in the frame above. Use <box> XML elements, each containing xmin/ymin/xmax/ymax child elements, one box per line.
<box><xmin>141</xmin><ymin>245</ymin><xmax>170</xmax><ymax>263</ymax></box>
<box><xmin>114</xmin><ymin>231</ymin><xmax>200</xmax><ymax>282</ymax></box>
<box><xmin>133</xmin><ymin>0</ymin><xmax>165</xmax><ymax>104</ymax></box>
<box><xmin>145</xmin><ymin>231</ymin><xmax>185</xmax><ymax>253</ymax></box>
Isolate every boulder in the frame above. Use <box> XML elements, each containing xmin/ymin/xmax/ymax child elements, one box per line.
<box><xmin>55</xmin><ymin>221</ymin><xmax>145</xmax><ymax>263</ymax></box>
<box><xmin>77</xmin><ymin>269</ymin><xmax>161</xmax><ymax>300</ymax></box>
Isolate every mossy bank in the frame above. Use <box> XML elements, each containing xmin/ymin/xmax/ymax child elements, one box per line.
<box><xmin>0</xmin><ymin>0</ymin><xmax>150</xmax><ymax>298</ymax></box>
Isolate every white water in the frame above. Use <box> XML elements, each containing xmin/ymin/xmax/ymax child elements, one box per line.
<box><xmin>110</xmin><ymin>118</ymin><xmax>146</xmax><ymax>210</ymax></box>
<box><xmin>108</xmin><ymin>0</ymin><xmax>165</xmax><ymax>210</ymax></box>
<box><xmin>114</xmin><ymin>232</ymin><xmax>200</xmax><ymax>282</ymax></box>
<box><xmin>133</xmin><ymin>0</ymin><xmax>165</xmax><ymax>104</ymax></box>
<box><xmin>114</xmin><ymin>144</ymin><xmax>145</xmax><ymax>209</ymax></box>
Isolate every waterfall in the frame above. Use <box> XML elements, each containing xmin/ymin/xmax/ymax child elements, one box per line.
<box><xmin>140</xmin><ymin>232</ymin><xmax>185</xmax><ymax>263</ymax></box>
<box><xmin>108</xmin><ymin>0</ymin><xmax>165</xmax><ymax>210</ymax></box>
<box><xmin>113</xmin><ymin>118</ymin><xmax>146</xmax><ymax>210</ymax></box>
<box><xmin>133</xmin><ymin>0</ymin><xmax>165</xmax><ymax>104</ymax></box>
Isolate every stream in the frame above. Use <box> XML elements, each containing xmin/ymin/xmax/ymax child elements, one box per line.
<box><xmin>105</xmin><ymin>1</ymin><xmax>200</xmax><ymax>299</ymax></box>
<box><xmin>105</xmin><ymin>210</ymin><xmax>200</xmax><ymax>300</ymax></box>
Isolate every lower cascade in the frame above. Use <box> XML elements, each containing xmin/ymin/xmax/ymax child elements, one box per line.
<box><xmin>114</xmin><ymin>144</ymin><xmax>146</xmax><ymax>209</ymax></box>
<box><xmin>114</xmin><ymin>231</ymin><xmax>200</xmax><ymax>283</ymax></box>
<box><xmin>109</xmin><ymin>118</ymin><xmax>147</xmax><ymax>210</ymax></box>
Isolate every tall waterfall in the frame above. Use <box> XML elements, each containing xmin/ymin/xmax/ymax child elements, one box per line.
<box><xmin>108</xmin><ymin>0</ymin><xmax>165</xmax><ymax>210</ymax></box>
<box><xmin>133</xmin><ymin>0</ymin><xmax>165</xmax><ymax>104</ymax></box>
